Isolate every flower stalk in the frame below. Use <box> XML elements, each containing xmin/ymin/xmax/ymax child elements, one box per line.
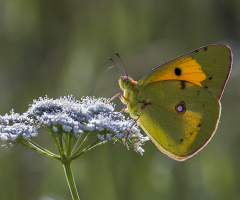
<box><xmin>63</xmin><ymin>161</ymin><xmax>80</xmax><ymax>200</ymax></box>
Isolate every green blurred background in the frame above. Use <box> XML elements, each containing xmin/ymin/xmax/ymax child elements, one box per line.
<box><xmin>0</xmin><ymin>0</ymin><xmax>240</xmax><ymax>200</ymax></box>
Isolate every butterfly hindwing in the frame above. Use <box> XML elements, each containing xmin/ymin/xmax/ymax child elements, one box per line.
<box><xmin>134</xmin><ymin>80</ymin><xmax>220</xmax><ymax>161</ymax></box>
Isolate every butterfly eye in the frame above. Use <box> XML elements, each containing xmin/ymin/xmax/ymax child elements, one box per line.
<box><xmin>123</xmin><ymin>79</ymin><xmax>131</xmax><ymax>88</ymax></box>
<box><xmin>119</xmin><ymin>77</ymin><xmax>132</xmax><ymax>90</ymax></box>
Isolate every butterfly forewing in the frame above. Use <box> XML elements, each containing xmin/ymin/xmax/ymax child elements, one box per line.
<box><xmin>136</xmin><ymin>44</ymin><xmax>232</xmax><ymax>100</ymax></box>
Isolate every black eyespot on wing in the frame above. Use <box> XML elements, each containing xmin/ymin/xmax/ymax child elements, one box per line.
<box><xmin>208</xmin><ymin>76</ymin><xmax>213</xmax><ymax>80</ymax></box>
<box><xmin>180</xmin><ymin>138</ymin><xmax>184</xmax><ymax>143</ymax></box>
<box><xmin>204</xmin><ymin>86</ymin><xmax>208</xmax><ymax>89</ymax></box>
<box><xmin>197</xmin><ymin>123</ymin><xmax>201</xmax><ymax>127</ymax></box>
<box><xmin>175</xmin><ymin>67</ymin><xmax>181</xmax><ymax>76</ymax></box>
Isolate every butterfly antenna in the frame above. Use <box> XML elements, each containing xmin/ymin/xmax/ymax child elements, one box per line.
<box><xmin>115</xmin><ymin>52</ymin><xmax>128</xmax><ymax>77</ymax></box>
<box><xmin>109</xmin><ymin>57</ymin><xmax>126</xmax><ymax>76</ymax></box>
<box><xmin>91</xmin><ymin>66</ymin><xmax>116</xmax><ymax>96</ymax></box>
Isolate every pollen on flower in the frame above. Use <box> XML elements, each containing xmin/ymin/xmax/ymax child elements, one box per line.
<box><xmin>0</xmin><ymin>96</ymin><xmax>149</xmax><ymax>154</ymax></box>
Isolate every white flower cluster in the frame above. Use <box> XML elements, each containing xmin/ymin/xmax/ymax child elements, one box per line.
<box><xmin>0</xmin><ymin>96</ymin><xmax>149</xmax><ymax>154</ymax></box>
<box><xmin>0</xmin><ymin>111</ymin><xmax>39</xmax><ymax>142</ymax></box>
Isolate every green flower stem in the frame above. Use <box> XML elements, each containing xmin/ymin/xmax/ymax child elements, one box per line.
<box><xmin>27</xmin><ymin>140</ymin><xmax>60</xmax><ymax>159</ymax></box>
<box><xmin>71</xmin><ymin>139</ymin><xmax>106</xmax><ymax>160</ymax></box>
<box><xmin>20</xmin><ymin>140</ymin><xmax>60</xmax><ymax>160</ymax></box>
<box><xmin>58</xmin><ymin>130</ymin><xmax>65</xmax><ymax>156</ymax></box>
<box><xmin>49</xmin><ymin>128</ymin><xmax>63</xmax><ymax>155</ymax></box>
<box><xmin>71</xmin><ymin>132</ymin><xmax>92</xmax><ymax>156</ymax></box>
<box><xmin>71</xmin><ymin>133</ymin><xmax>84</xmax><ymax>153</ymax></box>
<box><xmin>86</xmin><ymin>140</ymin><xmax>108</xmax><ymax>151</ymax></box>
<box><xmin>65</xmin><ymin>133</ymin><xmax>73</xmax><ymax>156</ymax></box>
<box><xmin>63</xmin><ymin>161</ymin><xmax>80</xmax><ymax>200</ymax></box>
<box><xmin>71</xmin><ymin>137</ymin><xmax>97</xmax><ymax>159</ymax></box>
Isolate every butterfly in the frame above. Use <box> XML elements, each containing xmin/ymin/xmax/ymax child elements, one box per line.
<box><xmin>110</xmin><ymin>44</ymin><xmax>232</xmax><ymax>161</ymax></box>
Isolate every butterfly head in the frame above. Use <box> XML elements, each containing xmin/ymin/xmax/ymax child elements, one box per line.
<box><xmin>119</xmin><ymin>76</ymin><xmax>137</xmax><ymax>91</ymax></box>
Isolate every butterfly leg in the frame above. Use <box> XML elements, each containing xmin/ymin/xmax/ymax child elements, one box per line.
<box><xmin>108</xmin><ymin>93</ymin><xmax>130</xmax><ymax>114</ymax></box>
<box><xmin>125</xmin><ymin>115</ymin><xmax>140</xmax><ymax>140</ymax></box>
<box><xmin>107</xmin><ymin>92</ymin><xmax>124</xmax><ymax>103</ymax></box>
<box><xmin>113</xmin><ymin>99</ymin><xmax>130</xmax><ymax>116</ymax></box>
<box><xmin>120</xmin><ymin>99</ymin><xmax>130</xmax><ymax>113</ymax></box>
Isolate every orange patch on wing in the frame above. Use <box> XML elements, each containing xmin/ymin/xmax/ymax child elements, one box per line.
<box><xmin>147</xmin><ymin>57</ymin><xmax>207</xmax><ymax>86</ymax></box>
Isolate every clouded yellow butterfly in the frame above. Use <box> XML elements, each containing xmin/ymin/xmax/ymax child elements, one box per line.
<box><xmin>111</xmin><ymin>44</ymin><xmax>232</xmax><ymax>161</ymax></box>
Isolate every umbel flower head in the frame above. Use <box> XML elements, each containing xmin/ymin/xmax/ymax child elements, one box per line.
<box><xmin>0</xmin><ymin>96</ymin><xmax>149</xmax><ymax>157</ymax></box>
<box><xmin>0</xmin><ymin>96</ymin><xmax>150</xmax><ymax>200</ymax></box>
